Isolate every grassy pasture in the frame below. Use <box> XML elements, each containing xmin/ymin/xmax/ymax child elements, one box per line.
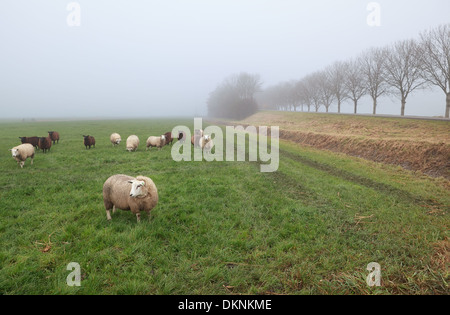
<box><xmin>0</xmin><ymin>118</ymin><xmax>448</xmax><ymax>294</ymax></box>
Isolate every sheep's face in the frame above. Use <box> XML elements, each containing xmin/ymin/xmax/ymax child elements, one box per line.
<box><xmin>128</xmin><ymin>180</ymin><xmax>146</xmax><ymax>198</ymax></box>
<box><xmin>115</xmin><ymin>139</ymin><xmax>121</xmax><ymax>144</ymax></box>
<box><xmin>161</xmin><ymin>135</ymin><xmax>166</xmax><ymax>141</ymax></box>
<box><xmin>203</xmin><ymin>135</ymin><xmax>210</xmax><ymax>142</ymax></box>
<box><xmin>10</xmin><ymin>148</ymin><xmax>19</xmax><ymax>157</ymax></box>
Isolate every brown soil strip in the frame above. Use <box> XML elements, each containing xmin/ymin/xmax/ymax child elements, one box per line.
<box><xmin>278</xmin><ymin>130</ymin><xmax>450</xmax><ymax>180</ymax></box>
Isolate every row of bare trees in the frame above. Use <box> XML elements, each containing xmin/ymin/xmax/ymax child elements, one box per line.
<box><xmin>259</xmin><ymin>24</ymin><xmax>450</xmax><ymax>118</ymax></box>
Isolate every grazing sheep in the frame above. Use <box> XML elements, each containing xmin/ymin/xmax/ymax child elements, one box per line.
<box><xmin>203</xmin><ymin>135</ymin><xmax>214</xmax><ymax>154</ymax></box>
<box><xmin>163</xmin><ymin>132</ymin><xmax>173</xmax><ymax>146</ymax></box>
<box><xmin>38</xmin><ymin>136</ymin><xmax>52</xmax><ymax>153</ymax></box>
<box><xmin>9</xmin><ymin>143</ymin><xmax>35</xmax><ymax>168</ymax></box>
<box><xmin>178</xmin><ymin>131</ymin><xmax>186</xmax><ymax>144</ymax></box>
<box><xmin>103</xmin><ymin>174</ymin><xmax>158</xmax><ymax>222</ymax></box>
<box><xmin>199</xmin><ymin>135</ymin><xmax>213</xmax><ymax>152</ymax></box>
<box><xmin>126</xmin><ymin>135</ymin><xmax>140</xmax><ymax>152</ymax></box>
<box><xmin>110</xmin><ymin>133</ymin><xmax>121</xmax><ymax>146</ymax></box>
<box><xmin>19</xmin><ymin>136</ymin><xmax>39</xmax><ymax>148</ymax></box>
<box><xmin>146</xmin><ymin>135</ymin><xmax>166</xmax><ymax>150</ymax></box>
<box><xmin>191</xmin><ymin>129</ymin><xmax>203</xmax><ymax>148</ymax></box>
<box><xmin>83</xmin><ymin>135</ymin><xmax>96</xmax><ymax>149</ymax></box>
<box><xmin>48</xmin><ymin>131</ymin><xmax>60</xmax><ymax>144</ymax></box>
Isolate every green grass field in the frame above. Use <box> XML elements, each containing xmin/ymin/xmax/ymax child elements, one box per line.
<box><xmin>0</xmin><ymin>118</ymin><xmax>448</xmax><ymax>294</ymax></box>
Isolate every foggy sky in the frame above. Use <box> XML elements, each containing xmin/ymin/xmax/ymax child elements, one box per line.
<box><xmin>1</xmin><ymin>0</ymin><xmax>449</xmax><ymax>119</ymax></box>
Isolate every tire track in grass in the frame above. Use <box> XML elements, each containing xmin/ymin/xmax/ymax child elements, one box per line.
<box><xmin>278</xmin><ymin>148</ymin><xmax>447</xmax><ymax>212</ymax></box>
<box><xmin>214</xmin><ymin>121</ymin><xmax>446</xmax><ymax>212</ymax></box>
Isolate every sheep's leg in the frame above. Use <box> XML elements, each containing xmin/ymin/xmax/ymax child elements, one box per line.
<box><xmin>136</xmin><ymin>212</ymin><xmax>141</xmax><ymax>223</ymax></box>
<box><xmin>106</xmin><ymin>209</ymin><xmax>112</xmax><ymax>221</ymax></box>
<box><xmin>112</xmin><ymin>205</ymin><xmax>116</xmax><ymax>213</ymax></box>
<box><xmin>20</xmin><ymin>161</ymin><xmax>24</xmax><ymax>168</ymax></box>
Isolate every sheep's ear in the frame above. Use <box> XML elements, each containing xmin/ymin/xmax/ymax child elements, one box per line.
<box><xmin>140</xmin><ymin>181</ymin><xmax>146</xmax><ymax>186</ymax></box>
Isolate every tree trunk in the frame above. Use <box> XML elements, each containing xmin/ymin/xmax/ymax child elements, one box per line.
<box><xmin>354</xmin><ymin>100</ymin><xmax>358</xmax><ymax>114</ymax></box>
<box><xmin>372</xmin><ymin>98</ymin><xmax>377</xmax><ymax>115</ymax></box>
<box><xmin>337</xmin><ymin>100</ymin><xmax>341</xmax><ymax>113</ymax></box>
<box><xmin>446</xmin><ymin>92</ymin><xmax>450</xmax><ymax>118</ymax></box>
<box><xmin>401</xmin><ymin>96</ymin><xmax>406</xmax><ymax>116</ymax></box>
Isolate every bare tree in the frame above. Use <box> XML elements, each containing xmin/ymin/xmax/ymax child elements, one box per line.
<box><xmin>344</xmin><ymin>59</ymin><xmax>367</xmax><ymax>114</ymax></box>
<box><xmin>281</xmin><ymin>80</ymin><xmax>302</xmax><ymax>111</ymax></box>
<box><xmin>298</xmin><ymin>76</ymin><xmax>313</xmax><ymax>112</ymax></box>
<box><xmin>383</xmin><ymin>39</ymin><xmax>427</xmax><ymax>116</ymax></box>
<box><xmin>207</xmin><ymin>72</ymin><xmax>262</xmax><ymax>119</ymax></box>
<box><xmin>419</xmin><ymin>24</ymin><xmax>450</xmax><ymax>118</ymax></box>
<box><xmin>228</xmin><ymin>72</ymin><xmax>262</xmax><ymax>100</ymax></box>
<box><xmin>327</xmin><ymin>61</ymin><xmax>348</xmax><ymax>113</ymax></box>
<box><xmin>317</xmin><ymin>70</ymin><xmax>335</xmax><ymax>112</ymax></box>
<box><xmin>260</xmin><ymin>82</ymin><xmax>297</xmax><ymax>111</ymax></box>
<box><xmin>359</xmin><ymin>47</ymin><xmax>389</xmax><ymax>115</ymax></box>
<box><xmin>305</xmin><ymin>72</ymin><xmax>322</xmax><ymax>112</ymax></box>
<box><xmin>294</xmin><ymin>80</ymin><xmax>308</xmax><ymax>112</ymax></box>
<box><xmin>273</xmin><ymin>84</ymin><xmax>288</xmax><ymax>111</ymax></box>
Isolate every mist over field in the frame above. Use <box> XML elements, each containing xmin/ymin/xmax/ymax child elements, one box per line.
<box><xmin>1</xmin><ymin>0</ymin><xmax>450</xmax><ymax>119</ymax></box>
<box><xmin>1</xmin><ymin>1</ymin><xmax>449</xmax><ymax>296</ymax></box>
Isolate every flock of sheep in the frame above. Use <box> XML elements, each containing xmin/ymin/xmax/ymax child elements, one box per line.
<box><xmin>9</xmin><ymin>128</ymin><xmax>214</xmax><ymax>222</ymax></box>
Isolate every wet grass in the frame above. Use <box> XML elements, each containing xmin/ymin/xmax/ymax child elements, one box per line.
<box><xmin>0</xmin><ymin>118</ymin><xmax>448</xmax><ymax>294</ymax></box>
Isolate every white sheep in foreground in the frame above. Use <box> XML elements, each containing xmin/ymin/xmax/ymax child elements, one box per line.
<box><xmin>9</xmin><ymin>143</ymin><xmax>35</xmax><ymax>168</ymax></box>
<box><xmin>103</xmin><ymin>174</ymin><xmax>158</xmax><ymax>222</ymax></box>
<box><xmin>146</xmin><ymin>135</ymin><xmax>166</xmax><ymax>150</ymax></box>
<box><xmin>110</xmin><ymin>133</ymin><xmax>121</xmax><ymax>146</ymax></box>
<box><xmin>126</xmin><ymin>135</ymin><xmax>140</xmax><ymax>151</ymax></box>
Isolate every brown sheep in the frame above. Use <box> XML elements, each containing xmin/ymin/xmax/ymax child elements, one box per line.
<box><xmin>164</xmin><ymin>132</ymin><xmax>174</xmax><ymax>146</ymax></box>
<box><xmin>83</xmin><ymin>135</ymin><xmax>95</xmax><ymax>149</ymax></box>
<box><xmin>19</xmin><ymin>136</ymin><xmax>39</xmax><ymax>148</ymax></box>
<box><xmin>38</xmin><ymin>136</ymin><xmax>52</xmax><ymax>153</ymax></box>
<box><xmin>48</xmin><ymin>131</ymin><xmax>60</xmax><ymax>144</ymax></box>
